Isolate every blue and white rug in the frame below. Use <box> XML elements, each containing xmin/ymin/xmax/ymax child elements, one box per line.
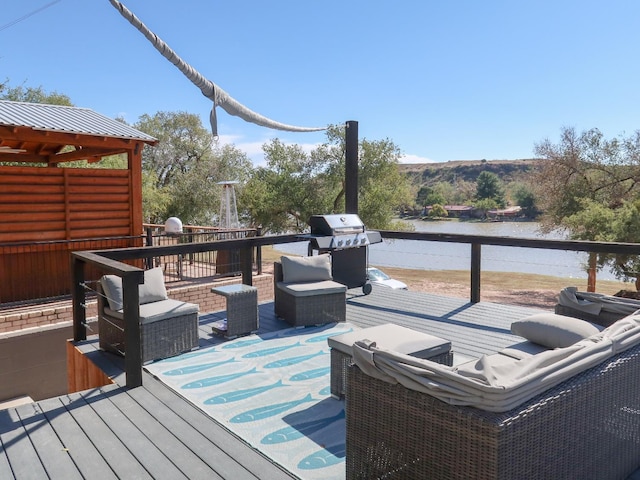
<box><xmin>145</xmin><ymin>322</ymin><xmax>355</xmax><ymax>480</ymax></box>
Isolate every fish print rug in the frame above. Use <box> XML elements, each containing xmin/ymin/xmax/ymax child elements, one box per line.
<box><xmin>145</xmin><ymin>322</ymin><xmax>354</xmax><ymax>480</ymax></box>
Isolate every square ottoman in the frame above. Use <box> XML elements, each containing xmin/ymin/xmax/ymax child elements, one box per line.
<box><xmin>327</xmin><ymin>323</ymin><xmax>452</xmax><ymax>398</ymax></box>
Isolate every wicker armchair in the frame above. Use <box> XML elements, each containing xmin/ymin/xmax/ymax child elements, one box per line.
<box><xmin>346</xmin><ymin>342</ymin><xmax>640</xmax><ymax>480</ymax></box>
<box><xmin>274</xmin><ymin>257</ymin><xmax>347</xmax><ymax>327</ymax></box>
<box><xmin>97</xmin><ymin>268</ymin><xmax>199</xmax><ymax>363</ymax></box>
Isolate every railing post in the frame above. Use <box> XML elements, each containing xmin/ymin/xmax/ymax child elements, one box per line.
<box><xmin>240</xmin><ymin>246</ymin><xmax>253</xmax><ymax>286</ymax></box>
<box><xmin>256</xmin><ymin>227</ymin><xmax>263</xmax><ymax>275</ymax></box>
<box><xmin>71</xmin><ymin>255</ymin><xmax>87</xmax><ymax>341</ymax></box>
<box><xmin>145</xmin><ymin>227</ymin><xmax>154</xmax><ymax>269</ymax></box>
<box><xmin>470</xmin><ymin>243</ymin><xmax>481</xmax><ymax>303</ymax></box>
<box><xmin>122</xmin><ymin>272</ymin><xmax>143</xmax><ymax>388</ymax></box>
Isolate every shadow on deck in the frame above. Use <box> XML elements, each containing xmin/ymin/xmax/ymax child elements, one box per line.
<box><xmin>2</xmin><ymin>286</ymin><xmax>639</xmax><ymax>479</ymax></box>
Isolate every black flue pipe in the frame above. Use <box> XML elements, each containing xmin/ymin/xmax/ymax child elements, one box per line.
<box><xmin>345</xmin><ymin>120</ymin><xmax>358</xmax><ymax>214</ymax></box>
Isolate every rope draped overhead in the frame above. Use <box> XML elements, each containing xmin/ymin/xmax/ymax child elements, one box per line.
<box><xmin>109</xmin><ymin>0</ymin><xmax>326</xmax><ymax>137</ymax></box>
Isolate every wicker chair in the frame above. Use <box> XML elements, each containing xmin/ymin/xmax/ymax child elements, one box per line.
<box><xmin>345</xmin><ymin>342</ymin><xmax>640</xmax><ymax>480</ymax></box>
<box><xmin>274</xmin><ymin>259</ymin><xmax>347</xmax><ymax>326</ymax></box>
<box><xmin>97</xmin><ymin>268</ymin><xmax>199</xmax><ymax>363</ymax></box>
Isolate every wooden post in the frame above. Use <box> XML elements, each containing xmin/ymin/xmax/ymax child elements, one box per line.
<box><xmin>470</xmin><ymin>243</ymin><xmax>481</xmax><ymax>303</ymax></box>
<box><xmin>587</xmin><ymin>252</ymin><xmax>597</xmax><ymax>292</ymax></box>
<box><xmin>345</xmin><ymin>120</ymin><xmax>358</xmax><ymax>214</ymax></box>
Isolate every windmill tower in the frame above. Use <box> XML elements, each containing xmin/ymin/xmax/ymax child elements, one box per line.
<box><xmin>218</xmin><ymin>181</ymin><xmax>239</xmax><ymax>229</ymax></box>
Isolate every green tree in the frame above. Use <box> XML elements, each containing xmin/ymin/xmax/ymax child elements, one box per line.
<box><xmin>0</xmin><ymin>80</ymin><xmax>72</xmax><ymax>105</ymax></box>
<box><xmin>416</xmin><ymin>185</ymin><xmax>446</xmax><ymax>207</ymax></box>
<box><xmin>240</xmin><ymin>124</ymin><xmax>413</xmax><ymax>233</ymax></box>
<box><xmin>534</xmin><ymin>126</ymin><xmax>640</xmax><ymax>287</ymax></box>
<box><xmin>135</xmin><ymin>111</ymin><xmax>253</xmax><ymax>224</ymax></box>
<box><xmin>428</xmin><ymin>204</ymin><xmax>448</xmax><ymax>218</ymax></box>
<box><xmin>510</xmin><ymin>181</ymin><xmax>538</xmax><ymax>218</ymax></box>
<box><xmin>475</xmin><ymin>171</ymin><xmax>505</xmax><ymax>207</ymax></box>
<box><xmin>534</xmin><ymin>127</ymin><xmax>640</xmax><ymax>229</ymax></box>
<box><xmin>473</xmin><ymin>197</ymin><xmax>499</xmax><ymax>218</ymax></box>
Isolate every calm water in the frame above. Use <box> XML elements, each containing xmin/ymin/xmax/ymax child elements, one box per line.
<box><xmin>274</xmin><ymin>219</ymin><xmax>619</xmax><ymax>281</ymax></box>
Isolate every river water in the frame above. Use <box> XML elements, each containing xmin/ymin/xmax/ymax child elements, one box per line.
<box><xmin>274</xmin><ymin>219</ymin><xmax>619</xmax><ymax>281</ymax></box>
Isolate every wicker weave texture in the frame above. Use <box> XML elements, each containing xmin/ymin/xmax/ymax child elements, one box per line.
<box><xmin>274</xmin><ymin>261</ymin><xmax>346</xmax><ymax>326</ymax></box>
<box><xmin>211</xmin><ymin>286</ymin><xmax>259</xmax><ymax>337</ymax></box>
<box><xmin>346</xmin><ymin>343</ymin><xmax>640</xmax><ymax>480</ymax></box>
<box><xmin>97</xmin><ymin>284</ymin><xmax>199</xmax><ymax>363</ymax></box>
<box><xmin>330</xmin><ymin>348</ymin><xmax>453</xmax><ymax>398</ymax></box>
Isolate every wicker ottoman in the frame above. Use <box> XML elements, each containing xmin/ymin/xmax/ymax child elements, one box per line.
<box><xmin>210</xmin><ymin>284</ymin><xmax>259</xmax><ymax>338</ymax></box>
<box><xmin>327</xmin><ymin>323</ymin><xmax>452</xmax><ymax>398</ymax></box>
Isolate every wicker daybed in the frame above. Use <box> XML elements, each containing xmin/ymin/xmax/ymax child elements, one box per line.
<box><xmin>555</xmin><ymin>286</ymin><xmax>640</xmax><ymax>327</ymax></box>
<box><xmin>346</xmin><ymin>314</ymin><xmax>640</xmax><ymax>479</ymax></box>
<box><xmin>274</xmin><ymin>255</ymin><xmax>347</xmax><ymax>326</ymax></box>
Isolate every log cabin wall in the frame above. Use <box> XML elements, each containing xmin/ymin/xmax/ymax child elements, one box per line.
<box><xmin>0</xmin><ymin>166</ymin><xmax>143</xmax><ymax>303</ymax></box>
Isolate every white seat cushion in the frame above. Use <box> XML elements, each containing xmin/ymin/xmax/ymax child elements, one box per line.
<box><xmin>105</xmin><ymin>298</ymin><xmax>199</xmax><ymax>324</ymax></box>
<box><xmin>277</xmin><ymin>280</ymin><xmax>346</xmax><ymax>297</ymax></box>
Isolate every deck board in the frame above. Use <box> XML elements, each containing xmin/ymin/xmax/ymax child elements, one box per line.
<box><xmin>5</xmin><ymin>287</ymin><xmax>637</xmax><ymax>479</ymax></box>
<box><xmin>12</xmin><ymin>399</ymin><xmax>84</xmax><ymax>480</ymax></box>
<box><xmin>38</xmin><ymin>394</ymin><xmax>119</xmax><ymax>480</ymax></box>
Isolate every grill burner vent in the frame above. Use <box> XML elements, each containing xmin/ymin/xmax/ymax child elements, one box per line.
<box><xmin>308</xmin><ymin>214</ymin><xmax>374</xmax><ymax>249</ymax></box>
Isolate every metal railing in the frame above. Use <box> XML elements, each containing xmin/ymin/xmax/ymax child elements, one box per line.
<box><xmin>142</xmin><ymin>224</ymin><xmax>259</xmax><ymax>282</ymax></box>
<box><xmin>70</xmin><ymin>230</ymin><xmax>640</xmax><ymax>388</ymax></box>
<box><xmin>0</xmin><ymin>225</ymin><xmax>257</xmax><ymax>308</ymax></box>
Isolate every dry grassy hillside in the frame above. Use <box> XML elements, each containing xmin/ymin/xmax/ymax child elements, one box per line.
<box><xmin>399</xmin><ymin>158</ymin><xmax>543</xmax><ymax>185</ymax></box>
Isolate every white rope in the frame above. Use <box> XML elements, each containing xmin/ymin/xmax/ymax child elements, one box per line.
<box><xmin>109</xmin><ymin>0</ymin><xmax>327</xmax><ymax>137</ymax></box>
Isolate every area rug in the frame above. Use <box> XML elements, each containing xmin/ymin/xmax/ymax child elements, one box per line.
<box><xmin>145</xmin><ymin>322</ymin><xmax>355</xmax><ymax>480</ymax></box>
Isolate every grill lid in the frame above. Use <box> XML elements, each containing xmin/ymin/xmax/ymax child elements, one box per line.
<box><xmin>308</xmin><ymin>214</ymin><xmax>365</xmax><ymax>235</ymax></box>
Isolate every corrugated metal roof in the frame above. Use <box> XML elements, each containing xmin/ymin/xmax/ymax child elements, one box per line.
<box><xmin>0</xmin><ymin>100</ymin><xmax>156</xmax><ymax>143</ymax></box>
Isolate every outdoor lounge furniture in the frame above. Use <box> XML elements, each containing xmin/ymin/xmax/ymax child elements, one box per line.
<box><xmin>327</xmin><ymin>323</ymin><xmax>452</xmax><ymax>398</ymax></box>
<box><xmin>346</xmin><ymin>313</ymin><xmax>640</xmax><ymax>479</ymax></box>
<box><xmin>97</xmin><ymin>267</ymin><xmax>199</xmax><ymax>363</ymax></box>
<box><xmin>210</xmin><ymin>284</ymin><xmax>259</xmax><ymax>338</ymax></box>
<box><xmin>274</xmin><ymin>255</ymin><xmax>347</xmax><ymax>326</ymax></box>
<box><xmin>555</xmin><ymin>286</ymin><xmax>640</xmax><ymax>327</ymax></box>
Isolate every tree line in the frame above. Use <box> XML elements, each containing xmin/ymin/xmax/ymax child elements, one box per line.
<box><xmin>4</xmin><ymin>81</ymin><xmax>640</xmax><ymax>286</ymax></box>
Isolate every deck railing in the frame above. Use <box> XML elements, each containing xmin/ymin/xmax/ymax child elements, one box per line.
<box><xmin>71</xmin><ymin>230</ymin><xmax>640</xmax><ymax>388</ymax></box>
<box><xmin>0</xmin><ymin>225</ymin><xmax>257</xmax><ymax>308</ymax></box>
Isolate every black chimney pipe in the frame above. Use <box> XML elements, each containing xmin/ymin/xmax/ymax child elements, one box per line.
<box><xmin>345</xmin><ymin>120</ymin><xmax>358</xmax><ymax>214</ymax></box>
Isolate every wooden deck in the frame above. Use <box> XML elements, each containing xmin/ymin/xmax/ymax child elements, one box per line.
<box><xmin>2</xmin><ymin>286</ymin><xmax>639</xmax><ymax>479</ymax></box>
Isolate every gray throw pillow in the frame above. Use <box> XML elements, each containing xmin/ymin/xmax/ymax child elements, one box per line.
<box><xmin>101</xmin><ymin>267</ymin><xmax>168</xmax><ymax>311</ymax></box>
<box><xmin>101</xmin><ymin>275</ymin><xmax>124</xmax><ymax>311</ymax></box>
<box><xmin>281</xmin><ymin>254</ymin><xmax>332</xmax><ymax>283</ymax></box>
<box><xmin>511</xmin><ymin>313</ymin><xmax>602</xmax><ymax>348</ymax></box>
<box><xmin>139</xmin><ymin>267</ymin><xmax>168</xmax><ymax>304</ymax></box>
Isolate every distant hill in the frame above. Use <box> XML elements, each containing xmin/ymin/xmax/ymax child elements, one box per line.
<box><xmin>399</xmin><ymin>159</ymin><xmax>543</xmax><ymax>185</ymax></box>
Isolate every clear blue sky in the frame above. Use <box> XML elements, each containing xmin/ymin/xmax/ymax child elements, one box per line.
<box><xmin>2</xmin><ymin>0</ymin><xmax>640</xmax><ymax>166</ymax></box>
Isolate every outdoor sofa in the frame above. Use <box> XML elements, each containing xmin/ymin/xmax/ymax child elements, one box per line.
<box><xmin>274</xmin><ymin>254</ymin><xmax>347</xmax><ymax>326</ymax></box>
<box><xmin>346</xmin><ymin>312</ymin><xmax>640</xmax><ymax>479</ymax></box>
<box><xmin>97</xmin><ymin>267</ymin><xmax>199</xmax><ymax>363</ymax></box>
<box><xmin>555</xmin><ymin>285</ymin><xmax>640</xmax><ymax>327</ymax></box>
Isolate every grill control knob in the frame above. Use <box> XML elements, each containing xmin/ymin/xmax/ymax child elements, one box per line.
<box><xmin>337</xmin><ymin>239</ymin><xmax>343</xmax><ymax>247</ymax></box>
<box><xmin>346</xmin><ymin>239</ymin><xmax>352</xmax><ymax>246</ymax></box>
<box><xmin>360</xmin><ymin>238</ymin><xmax>367</xmax><ymax>244</ymax></box>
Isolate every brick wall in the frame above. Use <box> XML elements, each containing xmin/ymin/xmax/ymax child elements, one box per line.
<box><xmin>0</xmin><ymin>274</ymin><xmax>274</xmax><ymax>335</ymax></box>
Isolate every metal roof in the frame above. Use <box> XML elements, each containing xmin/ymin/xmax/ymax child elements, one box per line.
<box><xmin>0</xmin><ymin>100</ymin><xmax>156</xmax><ymax>143</ymax></box>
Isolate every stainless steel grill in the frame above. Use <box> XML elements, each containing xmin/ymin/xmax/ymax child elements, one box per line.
<box><xmin>305</xmin><ymin>214</ymin><xmax>381</xmax><ymax>294</ymax></box>
<box><xmin>308</xmin><ymin>214</ymin><xmax>379</xmax><ymax>250</ymax></box>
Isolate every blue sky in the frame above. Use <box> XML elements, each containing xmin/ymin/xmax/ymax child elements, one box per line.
<box><xmin>2</xmin><ymin>1</ymin><xmax>640</xmax><ymax>166</ymax></box>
